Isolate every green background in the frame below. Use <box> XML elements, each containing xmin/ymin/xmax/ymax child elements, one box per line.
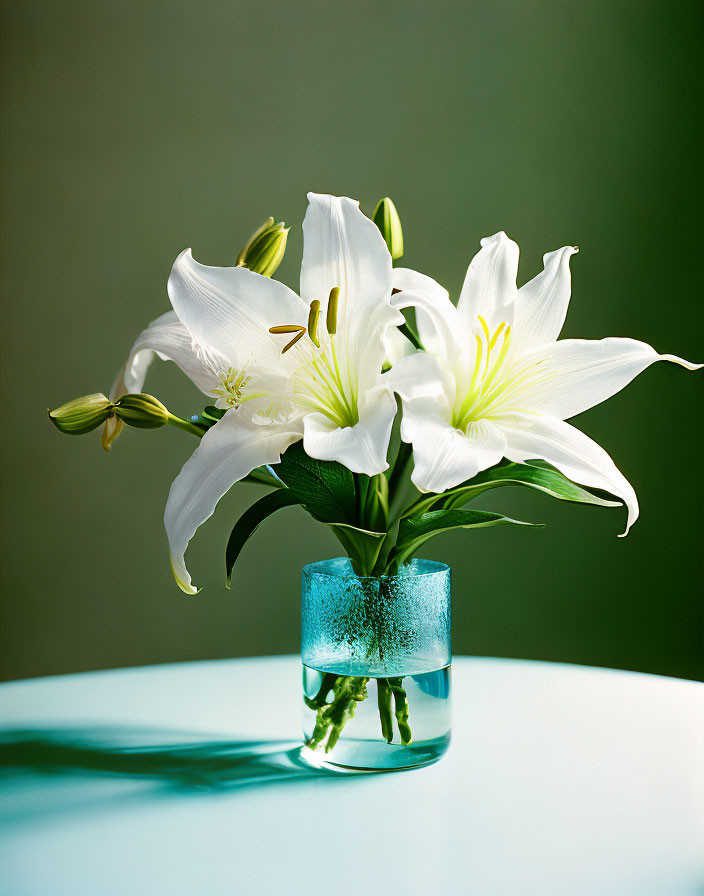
<box><xmin>1</xmin><ymin>0</ymin><xmax>702</xmax><ymax>682</ymax></box>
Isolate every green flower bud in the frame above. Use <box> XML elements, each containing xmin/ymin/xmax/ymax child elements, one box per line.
<box><xmin>114</xmin><ymin>393</ymin><xmax>169</xmax><ymax>429</ymax></box>
<box><xmin>49</xmin><ymin>393</ymin><xmax>113</xmax><ymax>435</ymax></box>
<box><xmin>236</xmin><ymin>217</ymin><xmax>289</xmax><ymax>277</ymax></box>
<box><xmin>372</xmin><ymin>197</ymin><xmax>404</xmax><ymax>260</ymax></box>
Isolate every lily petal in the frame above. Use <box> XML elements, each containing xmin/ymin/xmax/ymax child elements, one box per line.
<box><xmin>164</xmin><ymin>412</ymin><xmax>301</xmax><ymax>594</ymax></box>
<box><xmin>300</xmin><ymin>192</ymin><xmax>393</xmax><ymax>321</ymax></box>
<box><xmin>299</xmin><ymin>194</ymin><xmax>401</xmax><ymax>398</ymax></box>
<box><xmin>401</xmin><ymin>396</ymin><xmax>507</xmax><ymax>493</ymax></box>
<box><xmin>521</xmin><ymin>337</ymin><xmax>702</xmax><ymax>420</ymax></box>
<box><xmin>353</xmin><ymin>300</ymin><xmax>407</xmax><ymax>396</ymax></box>
<box><xmin>498</xmin><ymin>413</ymin><xmax>638</xmax><ymax>534</ymax></box>
<box><xmin>458</xmin><ymin>232</ymin><xmax>519</xmax><ymax>331</ymax></box>
<box><xmin>385</xmin><ymin>350</ymin><xmax>453</xmax><ymax>402</ymax></box>
<box><xmin>168</xmin><ymin>249</ymin><xmax>307</xmax><ymax>371</ymax></box>
<box><xmin>512</xmin><ymin>246</ymin><xmax>579</xmax><ymax>352</ymax></box>
<box><xmin>391</xmin><ymin>288</ymin><xmax>464</xmax><ymax>360</ymax></box>
<box><xmin>383</xmin><ymin>326</ymin><xmax>415</xmax><ymax>365</ymax></box>
<box><xmin>393</xmin><ymin>267</ymin><xmax>456</xmax><ymax>355</ymax></box>
<box><xmin>109</xmin><ymin>310</ymin><xmax>221</xmax><ymax>401</ymax></box>
<box><xmin>303</xmin><ymin>385</ymin><xmax>397</xmax><ymax>475</ymax></box>
<box><xmin>393</xmin><ymin>267</ymin><xmax>449</xmax><ymax>303</ymax></box>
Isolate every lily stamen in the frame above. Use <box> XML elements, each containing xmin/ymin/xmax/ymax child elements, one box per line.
<box><xmin>307</xmin><ymin>300</ymin><xmax>321</xmax><ymax>348</ymax></box>
<box><xmin>212</xmin><ymin>365</ymin><xmax>252</xmax><ymax>408</ymax></box>
<box><xmin>269</xmin><ymin>324</ymin><xmax>307</xmax><ymax>354</ymax></box>
<box><xmin>480</xmin><ymin>325</ymin><xmax>511</xmax><ymax>396</ymax></box>
<box><xmin>453</xmin><ymin>318</ymin><xmax>514</xmax><ymax>430</ymax></box>
<box><xmin>326</xmin><ymin>287</ymin><xmax>340</xmax><ymax>335</ymax></box>
<box><xmin>269</xmin><ymin>325</ymin><xmax>306</xmax><ymax>334</ymax></box>
<box><xmin>282</xmin><ymin>329</ymin><xmax>306</xmax><ymax>354</ymax></box>
<box><xmin>488</xmin><ymin>320</ymin><xmax>506</xmax><ymax>351</ymax></box>
<box><xmin>270</xmin><ymin>287</ymin><xmax>341</xmax><ymax>357</ymax></box>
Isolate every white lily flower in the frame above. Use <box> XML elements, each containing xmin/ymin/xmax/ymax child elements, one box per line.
<box><xmin>113</xmin><ymin>193</ymin><xmax>403</xmax><ymax>592</ymax></box>
<box><xmin>387</xmin><ymin>232</ymin><xmax>701</xmax><ymax>532</ymax></box>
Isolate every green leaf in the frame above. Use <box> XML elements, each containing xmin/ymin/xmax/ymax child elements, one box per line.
<box><xmin>188</xmin><ymin>405</ymin><xmax>226</xmax><ymax>431</ymax></box>
<box><xmin>329</xmin><ymin>522</ymin><xmax>387</xmax><ymax>577</ymax></box>
<box><xmin>275</xmin><ymin>442</ymin><xmax>357</xmax><ymax>524</ymax></box>
<box><xmin>242</xmin><ymin>465</ymin><xmax>283</xmax><ymax>488</ymax></box>
<box><xmin>403</xmin><ymin>461</ymin><xmax>620</xmax><ymax>518</ymax></box>
<box><xmin>390</xmin><ymin>508</ymin><xmax>542</xmax><ymax>569</ymax></box>
<box><xmin>226</xmin><ymin>489</ymin><xmax>302</xmax><ymax>586</ymax></box>
<box><xmin>273</xmin><ymin>445</ymin><xmax>387</xmax><ymax>574</ymax></box>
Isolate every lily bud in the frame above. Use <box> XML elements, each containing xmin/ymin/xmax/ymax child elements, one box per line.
<box><xmin>372</xmin><ymin>197</ymin><xmax>404</xmax><ymax>260</ymax></box>
<box><xmin>49</xmin><ymin>393</ymin><xmax>113</xmax><ymax>435</ymax></box>
<box><xmin>236</xmin><ymin>217</ymin><xmax>289</xmax><ymax>277</ymax></box>
<box><xmin>114</xmin><ymin>393</ymin><xmax>170</xmax><ymax>429</ymax></box>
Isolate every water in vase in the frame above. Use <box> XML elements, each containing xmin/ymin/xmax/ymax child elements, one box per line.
<box><xmin>301</xmin><ymin>663</ymin><xmax>451</xmax><ymax>770</ymax></box>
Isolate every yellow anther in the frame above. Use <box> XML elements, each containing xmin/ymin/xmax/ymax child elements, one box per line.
<box><xmin>326</xmin><ymin>287</ymin><xmax>340</xmax><ymax>335</ymax></box>
<box><xmin>307</xmin><ymin>300</ymin><xmax>321</xmax><ymax>348</ymax></box>
<box><xmin>212</xmin><ymin>366</ymin><xmax>252</xmax><ymax>408</ymax></box>
<box><xmin>269</xmin><ymin>325</ymin><xmax>305</xmax><ymax>335</ymax></box>
<box><xmin>269</xmin><ymin>323</ymin><xmax>307</xmax><ymax>354</ymax></box>
<box><xmin>282</xmin><ymin>329</ymin><xmax>306</xmax><ymax>354</ymax></box>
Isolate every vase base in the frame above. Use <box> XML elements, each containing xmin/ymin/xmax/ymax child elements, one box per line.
<box><xmin>299</xmin><ymin>733</ymin><xmax>450</xmax><ymax>772</ymax></box>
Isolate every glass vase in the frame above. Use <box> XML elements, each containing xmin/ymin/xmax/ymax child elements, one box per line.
<box><xmin>300</xmin><ymin>557</ymin><xmax>451</xmax><ymax>770</ymax></box>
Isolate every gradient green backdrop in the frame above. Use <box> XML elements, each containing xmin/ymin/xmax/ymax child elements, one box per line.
<box><xmin>1</xmin><ymin>0</ymin><xmax>702</xmax><ymax>682</ymax></box>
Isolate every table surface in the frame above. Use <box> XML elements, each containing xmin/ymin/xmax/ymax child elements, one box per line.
<box><xmin>0</xmin><ymin>656</ymin><xmax>702</xmax><ymax>896</ymax></box>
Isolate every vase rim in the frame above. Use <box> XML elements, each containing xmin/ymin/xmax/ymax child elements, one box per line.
<box><xmin>302</xmin><ymin>557</ymin><xmax>450</xmax><ymax>581</ymax></box>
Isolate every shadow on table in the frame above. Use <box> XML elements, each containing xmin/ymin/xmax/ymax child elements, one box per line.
<box><xmin>0</xmin><ymin>726</ymin><xmax>366</xmax><ymax>796</ymax></box>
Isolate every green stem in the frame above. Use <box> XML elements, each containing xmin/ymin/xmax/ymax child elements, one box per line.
<box><xmin>399</xmin><ymin>321</ymin><xmax>423</xmax><ymax>350</ymax></box>
<box><xmin>305</xmin><ymin>670</ymin><xmax>414</xmax><ymax>753</ymax></box>
<box><xmin>306</xmin><ymin>676</ymin><xmax>369</xmax><ymax>753</ymax></box>
<box><xmin>377</xmin><ymin>678</ymin><xmax>394</xmax><ymax>743</ymax></box>
<box><xmin>166</xmin><ymin>414</ymin><xmax>206</xmax><ymax>438</ymax></box>
<box><xmin>387</xmin><ymin>440</ymin><xmax>412</xmax><ymax>498</ymax></box>
<box><xmin>389</xmin><ymin>677</ymin><xmax>413</xmax><ymax>745</ymax></box>
<box><xmin>382</xmin><ymin>550</ymin><xmax>402</xmax><ymax>576</ymax></box>
<box><xmin>348</xmin><ymin>473</ymin><xmax>389</xmax><ymax>576</ymax></box>
<box><xmin>303</xmin><ymin>672</ymin><xmax>338</xmax><ymax>710</ymax></box>
<box><xmin>369</xmin><ymin>473</ymin><xmax>389</xmax><ymax>531</ymax></box>
<box><xmin>370</xmin><ymin>531</ymin><xmax>394</xmax><ymax>577</ymax></box>
<box><xmin>354</xmin><ymin>474</ymin><xmax>369</xmax><ymax>525</ymax></box>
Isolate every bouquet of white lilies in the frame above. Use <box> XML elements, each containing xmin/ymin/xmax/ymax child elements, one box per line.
<box><xmin>50</xmin><ymin>192</ymin><xmax>700</xmax><ymax>595</ymax></box>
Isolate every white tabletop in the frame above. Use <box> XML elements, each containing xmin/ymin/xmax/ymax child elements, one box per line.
<box><xmin>0</xmin><ymin>656</ymin><xmax>702</xmax><ymax>896</ymax></box>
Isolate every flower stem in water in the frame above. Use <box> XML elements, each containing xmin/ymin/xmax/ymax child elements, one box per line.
<box><xmin>307</xmin><ymin>676</ymin><xmax>369</xmax><ymax>753</ymax></box>
<box><xmin>389</xmin><ymin>677</ymin><xmax>413</xmax><ymax>745</ymax></box>
<box><xmin>305</xmin><ymin>674</ymin><xmax>414</xmax><ymax>753</ymax></box>
<box><xmin>303</xmin><ymin>672</ymin><xmax>338</xmax><ymax>711</ymax></box>
<box><xmin>377</xmin><ymin>678</ymin><xmax>394</xmax><ymax>743</ymax></box>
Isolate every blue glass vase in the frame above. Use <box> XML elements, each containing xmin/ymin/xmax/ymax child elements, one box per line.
<box><xmin>300</xmin><ymin>558</ymin><xmax>451</xmax><ymax>770</ymax></box>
